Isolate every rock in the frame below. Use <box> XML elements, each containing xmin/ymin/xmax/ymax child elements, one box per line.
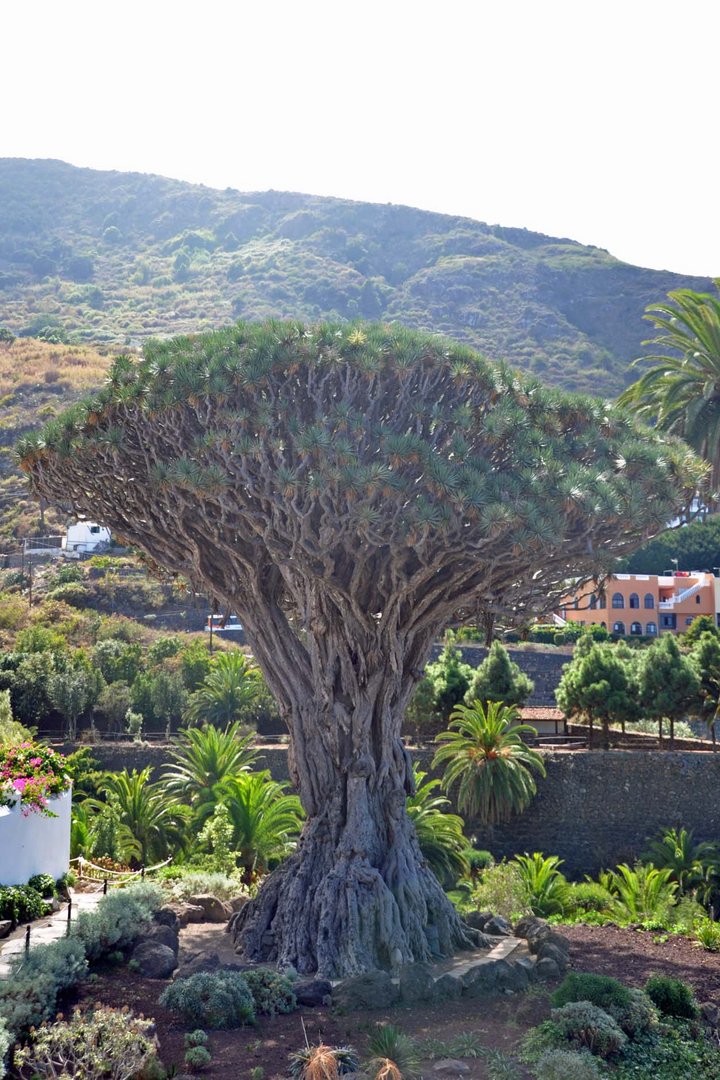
<box><xmin>50</xmin><ymin>897</ymin><xmax>61</xmax><ymax>913</ymax></box>
<box><xmin>535</xmin><ymin>956</ymin><xmax>561</xmax><ymax>981</ymax></box>
<box><xmin>537</xmin><ymin>941</ymin><xmax>568</xmax><ymax>971</ymax></box>
<box><xmin>155</xmin><ymin>906</ymin><xmax>181</xmax><ymax>932</ymax></box>
<box><xmin>332</xmin><ymin>971</ymin><xmax>399</xmax><ymax>1010</ymax></box>
<box><xmin>701</xmin><ymin>1001</ymin><xmax>720</xmax><ymax>1029</ymax></box>
<box><xmin>229</xmin><ymin>894</ymin><xmax>250</xmax><ymax>913</ymax></box>
<box><xmin>464</xmin><ymin>910</ymin><xmax>492</xmax><ymax>931</ymax></box>
<box><xmin>495</xmin><ymin>959</ymin><xmax>529</xmax><ymax>993</ymax></box>
<box><xmin>483</xmin><ymin>915</ymin><xmax>513</xmax><ymax>937</ymax></box>
<box><xmin>431</xmin><ymin>972</ymin><xmax>463</xmax><ymax>1002</ymax></box>
<box><xmin>527</xmin><ymin>928</ymin><xmax>570</xmax><ymax>957</ymax></box>
<box><xmin>294</xmin><ymin>978</ymin><xmax>332</xmax><ymax>1007</ymax></box>
<box><xmin>0</xmin><ymin>920</ymin><xmax>12</xmax><ymax>940</ymax></box>
<box><xmin>187</xmin><ymin>894</ymin><xmax>233</xmax><ymax>923</ymax></box>
<box><xmin>461</xmin><ymin>960</ymin><xmax>498</xmax><ymax>997</ymax></box>
<box><xmin>433</xmin><ymin>1061</ymin><xmax>471</xmax><ymax>1075</ymax></box>
<box><xmin>137</xmin><ymin>923</ymin><xmax>179</xmax><ymax>956</ymax></box>
<box><xmin>131</xmin><ymin>941</ymin><xmax>178</xmax><ymax>979</ymax></box>
<box><xmin>174</xmin><ymin>952</ymin><xmax>221</xmax><ymax>980</ymax></box>
<box><xmin>514</xmin><ymin>915</ymin><xmax>546</xmax><ymax>938</ymax></box>
<box><xmin>515</xmin><ymin>955</ymin><xmax>537</xmax><ymax>982</ymax></box>
<box><xmin>399</xmin><ymin>961</ymin><xmax>435</xmax><ymax>1003</ymax></box>
<box><xmin>175</xmin><ymin>904</ymin><xmax>205</xmax><ymax>927</ymax></box>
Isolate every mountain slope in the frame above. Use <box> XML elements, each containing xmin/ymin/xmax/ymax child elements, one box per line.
<box><xmin>0</xmin><ymin>158</ymin><xmax>712</xmax><ymax>395</ymax></box>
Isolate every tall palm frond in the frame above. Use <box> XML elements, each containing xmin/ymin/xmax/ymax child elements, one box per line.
<box><xmin>90</xmin><ymin>767</ymin><xmax>187</xmax><ymax>865</ymax></box>
<box><xmin>184</xmin><ymin>651</ymin><xmax>264</xmax><ymax>727</ymax></box>
<box><xmin>161</xmin><ymin>721</ymin><xmax>259</xmax><ymax>824</ymax></box>
<box><xmin>433</xmin><ymin>700</ymin><xmax>546</xmax><ymax>825</ymax></box>
<box><xmin>218</xmin><ymin>770</ymin><xmax>303</xmax><ymax>879</ymax></box>
<box><xmin>406</xmin><ymin>768</ymin><xmax>469</xmax><ymax>887</ymax></box>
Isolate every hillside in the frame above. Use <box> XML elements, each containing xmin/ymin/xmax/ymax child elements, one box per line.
<box><xmin>0</xmin><ymin>158</ymin><xmax>713</xmax><ymax>396</ymax></box>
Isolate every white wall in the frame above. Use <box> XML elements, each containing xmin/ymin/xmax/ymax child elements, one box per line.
<box><xmin>0</xmin><ymin>788</ymin><xmax>72</xmax><ymax>885</ymax></box>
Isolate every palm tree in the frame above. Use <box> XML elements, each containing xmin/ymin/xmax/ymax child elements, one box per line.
<box><xmin>161</xmin><ymin>721</ymin><xmax>259</xmax><ymax>825</ymax></box>
<box><xmin>619</xmin><ymin>285</ymin><xmax>720</xmax><ymax>497</ymax></box>
<box><xmin>406</xmin><ymin>768</ymin><xmax>469</xmax><ymax>887</ymax></box>
<box><xmin>184</xmin><ymin>651</ymin><xmax>264</xmax><ymax>727</ymax></box>
<box><xmin>218</xmin><ymin>771</ymin><xmax>303</xmax><ymax>881</ymax></box>
<box><xmin>91</xmin><ymin>768</ymin><xmax>187</xmax><ymax>865</ymax></box>
<box><xmin>432</xmin><ymin>700</ymin><xmax>546</xmax><ymax>825</ymax></box>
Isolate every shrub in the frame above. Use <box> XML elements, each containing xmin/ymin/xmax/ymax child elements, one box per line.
<box><xmin>242</xmin><ymin>968</ymin><xmax>297</xmax><ymax>1016</ymax></box>
<box><xmin>552</xmin><ymin>972</ymin><xmax>632</xmax><ymax>1013</ymax></box>
<box><xmin>13</xmin><ymin>1005</ymin><xmax>158</xmax><ymax>1080</ymax></box>
<box><xmin>168</xmin><ymin>871</ymin><xmax>246</xmax><ymax>902</ymax></box>
<box><xmin>513</xmin><ymin>853</ymin><xmax>569</xmax><ymax>917</ymax></box>
<box><xmin>366</xmin><ymin>1024</ymin><xmax>421</xmax><ymax>1079</ymax></box>
<box><xmin>534</xmin><ymin>1047</ymin><xmax>604</xmax><ymax>1079</ymax></box>
<box><xmin>185</xmin><ymin>1044</ymin><xmax>212</xmax><ymax>1072</ymax></box>
<box><xmin>160</xmin><ymin>971</ymin><xmax>255</xmax><ymax>1029</ymax></box>
<box><xmin>0</xmin><ymin>937</ymin><xmax>87</xmax><ymax>1036</ymax></box>
<box><xmin>644</xmin><ymin>974</ymin><xmax>699</xmax><ymax>1019</ymax></box>
<box><xmin>692</xmin><ymin>916</ymin><xmax>720</xmax><ymax>951</ymax></box>
<box><xmin>0</xmin><ymin>1018</ymin><xmax>11</xmax><ymax>1080</ymax></box>
<box><xmin>288</xmin><ymin>1043</ymin><xmax>360</xmax><ymax>1078</ymax></box>
<box><xmin>607</xmin><ymin>988</ymin><xmax>658</xmax><ymax>1038</ymax></box>
<box><xmin>27</xmin><ymin>873</ymin><xmax>56</xmax><ymax>898</ymax></box>
<box><xmin>0</xmin><ymin>884</ymin><xmax>48</xmax><ymax>922</ymax></box>
<box><xmin>564</xmin><ymin>881</ymin><xmax>612</xmax><ymax>915</ymax></box>
<box><xmin>469</xmin><ymin>861</ymin><xmax>532</xmax><ymax>922</ymax></box>
<box><xmin>184</xmin><ymin>1029</ymin><xmax>209</xmax><ymax>1047</ymax></box>
<box><xmin>70</xmin><ymin>882</ymin><xmax>163</xmax><ymax>961</ymax></box>
<box><xmin>551</xmin><ymin>1001</ymin><xmax>627</xmax><ymax>1059</ymax></box>
<box><xmin>604</xmin><ymin>863</ymin><xmax>678</xmax><ymax>926</ymax></box>
<box><xmin>518</xmin><ymin>1020</ymin><xmax>565</xmax><ymax>1062</ymax></box>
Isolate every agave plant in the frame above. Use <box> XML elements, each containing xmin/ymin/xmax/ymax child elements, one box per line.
<box><xmin>366</xmin><ymin>1025</ymin><xmax>421</xmax><ymax>1080</ymax></box>
<box><xmin>406</xmin><ymin>769</ymin><xmax>469</xmax><ymax>887</ymax></box>
<box><xmin>433</xmin><ymin>700</ymin><xmax>546</xmax><ymax>825</ymax></box>
<box><xmin>288</xmin><ymin>1043</ymin><xmax>360</xmax><ymax>1079</ymax></box>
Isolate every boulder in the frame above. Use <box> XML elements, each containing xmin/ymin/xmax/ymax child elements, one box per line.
<box><xmin>0</xmin><ymin>920</ymin><xmax>11</xmax><ymax>940</ymax></box>
<box><xmin>187</xmin><ymin>894</ymin><xmax>233</xmax><ymax>923</ymax></box>
<box><xmin>464</xmin><ymin>910</ymin><xmax>492</xmax><ymax>931</ymax></box>
<box><xmin>155</xmin><ymin>906</ymin><xmax>181</xmax><ymax>932</ymax></box>
<box><xmin>536</xmin><ymin>941</ymin><xmax>569</xmax><ymax>972</ymax></box>
<box><xmin>399</xmin><ymin>962</ymin><xmax>435</xmax><ymax>1003</ymax></box>
<box><xmin>514</xmin><ymin>915</ymin><xmax>546</xmax><ymax>938</ymax></box>
<box><xmin>461</xmin><ymin>960</ymin><xmax>499</xmax><ymax>998</ymax></box>
<box><xmin>332</xmin><ymin>970</ymin><xmax>399</xmax><ymax>1010</ymax></box>
<box><xmin>229</xmin><ymin>894</ymin><xmax>250</xmax><ymax>913</ymax></box>
<box><xmin>137</xmin><ymin>923</ymin><xmax>179</xmax><ymax>956</ymax></box>
<box><xmin>294</xmin><ymin>978</ymin><xmax>333</xmax><ymax>1007</ymax></box>
<box><xmin>495</xmin><ymin>959</ymin><xmax>529</xmax><ymax>993</ymax></box>
<box><xmin>175</xmin><ymin>904</ymin><xmax>205</xmax><ymax>927</ymax></box>
<box><xmin>431</xmin><ymin>971</ymin><xmax>463</xmax><ymax>1002</ymax></box>
<box><xmin>535</xmin><ymin>956</ymin><xmax>561</xmax><ymax>981</ymax></box>
<box><xmin>515</xmin><ymin>955</ymin><xmax>537</xmax><ymax>982</ymax></box>
<box><xmin>701</xmin><ymin>1001</ymin><xmax>720</xmax><ymax>1029</ymax></box>
<box><xmin>131</xmin><ymin>941</ymin><xmax>178</xmax><ymax>979</ymax></box>
<box><xmin>174</xmin><ymin>951</ymin><xmax>220</xmax><ymax>980</ymax></box>
<box><xmin>527</xmin><ymin>928</ymin><xmax>570</xmax><ymax>957</ymax></box>
<box><xmin>483</xmin><ymin>915</ymin><xmax>513</xmax><ymax>937</ymax></box>
<box><xmin>433</xmin><ymin>1062</ymin><xmax>471</xmax><ymax>1075</ymax></box>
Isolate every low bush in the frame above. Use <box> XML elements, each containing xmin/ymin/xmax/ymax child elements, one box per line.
<box><xmin>160</xmin><ymin>971</ymin><xmax>255</xmax><ymax>1029</ymax></box>
<box><xmin>71</xmin><ymin>882</ymin><xmax>163</xmax><ymax>961</ymax></box>
<box><xmin>613</xmin><ymin>1021</ymin><xmax>720</xmax><ymax>1078</ymax></box>
<box><xmin>13</xmin><ymin>1005</ymin><xmax>158</xmax><ymax>1080</ymax></box>
<box><xmin>167</xmin><ymin>871</ymin><xmax>246</xmax><ymax>902</ymax></box>
<box><xmin>184</xmin><ymin>1044</ymin><xmax>212</xmax><ymax>1072</ymax></box>
<box><xmin>366</xmin><ymin>1024</ymin><xmax>421</xmax><ymax>1079</ymax></box>
<box><xmin>27</xmin><ymin>873</ymin><xmax>56</xmax><ymax>899</ymax></box>
<box><xmin>0</xmin><ymin>1018</ymin><xmax>10</xmax><ymax>1080</ymax></box>
<box><xmin>563</xmin><ymin>881</ymin><xmax>612</xmax><ymax>914</ymax></box>
<box><xmin>513</xmin><ymin>853</ymin><xmax>569</xmax><ymax>918</ymax></box>
<box><xmin>468</xmin><ymin>861</ymin><xmax>532</xmax><ymax>922</ymax></box>
<box><xmin>242</xmin><ymin>968</ymin><xmax>296</xmax><ymax>1016</ymax></box>
<box><xmin>552</xmin><ymin>972</ymin><xmax>631</xmax><ymax>1013</ymax></box>
<box><xmin>0</xmin><ymin>884</ymin><xmax>48</xmax><ymax>923</ymax></box>
<box><xmin>604</xmin><ymin>863</ymin><xmax>678</xmax><ymax>926</ymax></box>
<box><xmin>551</xmin><ymin>1001</ymin><xmax>627</xmax><ymax>1059</ymax></box>
<box><xmin>533</xmin><ymin>1047</ymin><xmax>604</xmax><ymax>1080</ymax></box>
<box><xmin>288</xmin><ymin>1043</ymin><xmax>360</xmax><ymax>1078</ymax></box>
<box><xmin>644</xmin><ymin>975</ymin><xmax>699</xmax><ymax>1019</ymax></box>
<box><xmin>692</xmin><ymin>916</ymin><xmax>720</xmax><ymax>951</ymax></box>
<box><xmin>184</xmin><ymin>1030</ymin><xmax>209</xmax><ymax>1048</ymax></box>
<box><xmin>608</xmin><ymin>988</ymin><xmax>659</xmax><ymax>1038</ymax></box>
<box><xmin>0</xmin><ymin>937</ymin><xmax>88</xmax><ymax>1036</ymax></box>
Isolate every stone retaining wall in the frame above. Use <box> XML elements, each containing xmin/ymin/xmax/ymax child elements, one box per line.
<box><xmin>74</xmin><ymin>741</ymin><xmax>720</xmax><ymax>877</ymax></box>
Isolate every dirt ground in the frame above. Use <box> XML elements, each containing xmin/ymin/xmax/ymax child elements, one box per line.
<box><xmin>75</xmin><ymin>922</ymin><xmax>720</xmax><ymax>1080</ymax></box>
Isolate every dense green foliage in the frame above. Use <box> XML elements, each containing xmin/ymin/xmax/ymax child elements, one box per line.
<box><xmin>434</xmin><ymin>700</ymin><xmax>546</xmax><ymax>825</ymax></box>
<box><xmin>622</xmin><ymin>513</ymin><xmax>720</xmax><ymax>574</ymax></box>
<box><xmin>1</xmin><ymin>159</ymin><xmax>712</xmax><ymax>396</ymax></box>
<box><xmin>405</xmin><ymin>768</ymin><xmax>469</xmax><ymax>887</ymax></box>
<box><xmin>159</xmin><ymin>970</ymin><xmax>256</xmax><ymax>1029</ymax></box>
<box><xmin>464</xmin><ymin>641</ymin><xmax>534</xmax><ymax>709</ymax></box>
<box><xmin>644</xmin><ymin>975</ymin><xmax>699</xmax><ymax>1019</ymax></box>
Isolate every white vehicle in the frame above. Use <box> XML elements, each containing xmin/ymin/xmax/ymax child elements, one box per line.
<box><xmin>62</xmin><ymin>522</ymin><xmax>112</xmax><ymax>558</ymax></box>
<box><xmin>204</xmin><ymin>614</ymin><xmax>244</xmax><ymax>634</ymax></box>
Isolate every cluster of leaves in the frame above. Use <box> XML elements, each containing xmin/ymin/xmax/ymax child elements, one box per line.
<box><xmin>0</xmin><ymin>739</ymin><xmax>72</xmax><ymax>814</ymax></box>
<box><xmin>159</xmin><ymin>970</ymin><xmax>256</xmax><ymax>1029</ymax></box>
<box><xmin>0</xmin><ymin>883</ymin><xmax>50</xmax><ymax>922</ymax></box>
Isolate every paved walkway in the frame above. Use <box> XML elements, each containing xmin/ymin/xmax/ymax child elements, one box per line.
<box><xmin>0</xmin><ymin>888</ymin><xmax>104</xmax><ymax>978</ymax></box>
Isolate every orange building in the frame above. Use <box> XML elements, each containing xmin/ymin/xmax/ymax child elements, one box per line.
<box><xmin>557</xmin><ymin>571</ymin><xmax>720</xmax><ymax>637</ymax></box>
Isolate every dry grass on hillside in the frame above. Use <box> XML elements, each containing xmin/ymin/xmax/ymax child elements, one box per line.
<box><xmin>0</xmin><ymin>337</ymin><xmax>111</xmax><ymax>401</ymax></box>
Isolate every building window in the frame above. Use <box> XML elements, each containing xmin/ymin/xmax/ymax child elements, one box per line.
<box><xmin>600</xmin><ymin>621</ymin><xmax>606</xmax><ymax>629</ymax></box>
<box><xmin>686</xmin><ymin>617</ymin><xmax>694</xmax><ymax>626</ymax></box>
<box><xmin>646</xmin><ymin>622</ymin><xmax>657</xmax><ymax>635</ymax></box>
<box><xmin>589</xmin><ymin>594</ymin><xmax>597</xmax><ymax>610</ymax></box>
<box><xmin>613</xmin><ymin>621</ymin><xmax>626</xmax><ymax>635</ymax></box>
<box><xmin>612</xmin><ymin>593</ymin><xmax>624</xmax><ymax>609</ymax></box>
<box><xmin>630</xmin><ymin>622</ymin><xmax>642</xmax><ymax>635</ymax></box>
<box><xmin>696</xmin><ymin>594</ymin><xmax>702</xmax><ymax>604</ymax></box>
<box><xmin>661</xmin><ymin>614</ymin><xmax>677</xmax><ymax>629</ymax></box>
<box><xmin>629</xmin><ymin>593</ymin><xmax>640</xmax><ymax>608</ymax></box>
<box><xmin>598</xmin><ymin>592</ymin><xmax>606</xmax><ymax>609</ymax></box>
<box><xmin>644</xmin><ymin>593</ymin><xmax>654</xmax><ymax>609</ymax></box>
<box><xmin>573</xmin><ymin>599</ymin><xmax>579</xmax><ymax>609</ymax></box>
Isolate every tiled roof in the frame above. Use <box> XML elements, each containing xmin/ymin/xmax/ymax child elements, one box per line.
<box><xmin>518</xmin><ymin>706</ymin><xmax>565</xmax><ymax>720</ymax></box>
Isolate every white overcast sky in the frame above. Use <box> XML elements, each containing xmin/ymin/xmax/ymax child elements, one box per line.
<box><xmin>2</xmin><ymin>0</ymin><xmax>717</xmax><ymax>276</ymax></box>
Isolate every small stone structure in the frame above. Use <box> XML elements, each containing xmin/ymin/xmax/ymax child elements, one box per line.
<box><xmin>0</xmin><ymin>789</ymin><xmax>72</xmax><ymax>885</ymax></box>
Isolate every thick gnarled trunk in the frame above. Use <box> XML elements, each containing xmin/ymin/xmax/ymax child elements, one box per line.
<box><xmin>233</xmin><ymin>692</ymin><xmax>478</xmax><ymax>977</ymax></box>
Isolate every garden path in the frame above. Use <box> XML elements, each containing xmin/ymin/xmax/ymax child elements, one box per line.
<box><xmin>0</xmin><ymin>888</ymin><xmax>104</xmax><ymax>978</ymax></box>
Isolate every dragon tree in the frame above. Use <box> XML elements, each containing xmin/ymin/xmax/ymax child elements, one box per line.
<box><xmin>18</xmin><ymin>321</ymin><xmax>704</xmax><ymax>977</ymax></box>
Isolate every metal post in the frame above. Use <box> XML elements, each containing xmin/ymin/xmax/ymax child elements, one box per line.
<box><xmin>141</xmin><ymin>865</ymin><xmax>145</xmax><ymax>881</ymax></box>
<box><xmin>25</xmin><ymin>925</ymin><xmax>31</xmax><ymax>953</ymax></box>
<box><xmin>103</xmin><ymin>878</ymin><xmax>108</xmax><ymax>895</ymax></box>
<box><xmin>66</xmin><ymin>897</ymin><xmax>73</xmax><ymax>936</ymax></box>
